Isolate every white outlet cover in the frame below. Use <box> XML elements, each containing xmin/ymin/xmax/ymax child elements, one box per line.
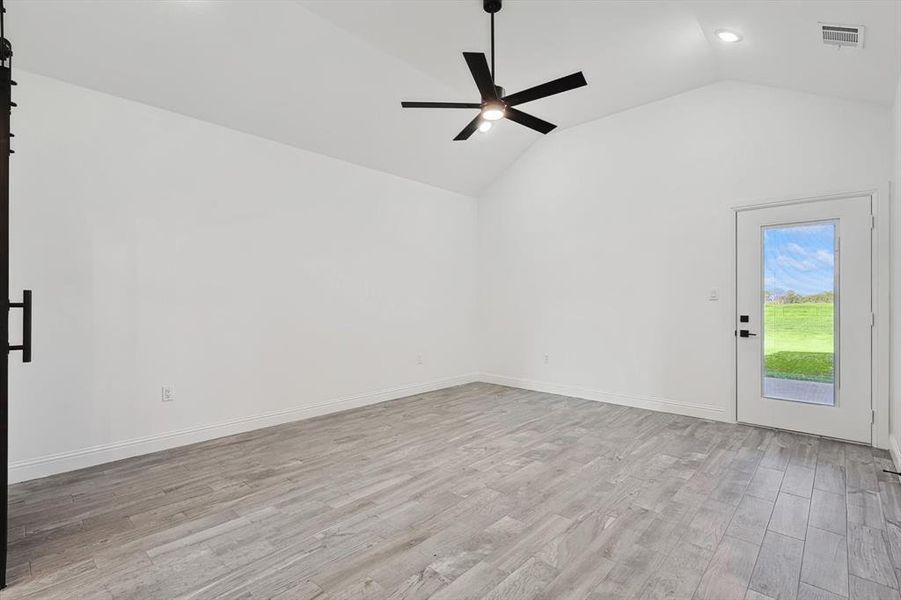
<box><xmin>161</xmin><ymin>385</ymin><xmax>175</xmax><ymax>402</ymax></box>
<box><xmin>709</xmin><ymin>288</ymin><xmax>719</xmax><ymax>301</ymax></box>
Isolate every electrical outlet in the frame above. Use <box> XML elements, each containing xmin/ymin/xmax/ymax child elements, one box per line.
<box><xmin>709</xmin><ymin>288</ymin><xmax>719</xmax><ymax>301</ymax></box>
<box><xmin>544</xmin><ymin>354</ymin><xmax>550</xmax><ymax>364</ymax></box>
<box><xmin>416</xmin><ymin>354</ymin><xmax>423</xmax><ymax>365</ymax></box>
<box><xmin>161</xmin><ymin>385</ymin><xmax>175</xmax><ymax>402</ymax></box>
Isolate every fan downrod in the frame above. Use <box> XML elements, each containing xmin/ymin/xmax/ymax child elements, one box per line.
<box><xmin>483</xmin><ymin>0</ymin><xmax>501</xmax><ymax>14</ymax></box>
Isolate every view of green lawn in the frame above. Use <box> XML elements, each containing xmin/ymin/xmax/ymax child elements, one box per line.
<box><xmin>763</xmin><ymin>302</ymin><xmax>833</xmax><ymax>382</ymax></box>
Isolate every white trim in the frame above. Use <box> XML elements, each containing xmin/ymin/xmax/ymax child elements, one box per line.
<box><xmin>732</xmin><ymin>188</ymin><xmax>880</xmax><ymax>212</ymax></box>
<box><xmin>8</xmin><ymin>373</ymin><xmax>479</xmax><ymax>484</ymax></box>
<box><xmin>890</xmin><ymin>434</ymin><xmax>901</xmax><ymax>471</ymax></box>
<box><xmin>874</xmin><ymin>187</ymin><xmax>891</xmax><ymax>448</ymax></box>
<box><xmin>479</xmin><ymin>373</ymin><xmax>729</xmax><ymax>422</ymax></box>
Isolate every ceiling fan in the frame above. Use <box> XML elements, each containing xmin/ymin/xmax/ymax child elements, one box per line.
<box><xmin>401</xmin><ymin>0</ymin><xmax>587</xmax><ymax>141</ymax></box>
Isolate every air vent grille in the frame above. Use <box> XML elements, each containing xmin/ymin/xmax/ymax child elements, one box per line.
<box><xmin>821</xmin><ymin>24</ymin><xmax>864</xmax><ymax>48</ymax></box>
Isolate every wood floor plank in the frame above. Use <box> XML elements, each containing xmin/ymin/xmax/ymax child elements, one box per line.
<box><xmin>693</xmin><ymin>535</ymin><xmax>760</xmax><ymax>600</ymax></box>
<box><xmin>880</xmin><ymin>481</ymin><xmax>901</xmax><ymax>524</ymax></box>
<box><xmin>748</xmin><ymin>530</ymin><xmax>804</xmax><ymax>600</ymax></box>
<box><xmin>885</xmin><ymin>521</ymin><xmax>901</xmax><ymax>570</ymax></box>
<box><xmin>797</xmin><ymin>582</ymin><xmax>844</xmax><ymax>600</ymax></box>
<box><xmin>814</xmin><ymin>463</ymin><xmax>846</xmax><ymax>496</ymax></box>
<box><xmin>3</xmin><ymin>383</ymin><xmax>897</xmax><ymax>600</ymax></box>
<box><xmin>481</xmin><ymin>556</ymin><xmax>557</xmax><ymax>600</ymax></box>
<box><xmin>849</xmin><ymin>490</ymin><xmax>887</xmax><ymax>530</ymax></box>
<box><xmin>428</xmin><ymin>561</ymin><xmax>507</xmax><ymax>600</ymax></box>
<box><xmin>589</xmin><ymin>543</ymin><xmax>665</xmax><ymax>599</ymax></box>
<box><xmin>800</xmin><ymin>526</ymin><xmax>848</xmax><ymax>597</ymax></box>
<box><xmin>637</xmin><ymin>542</ymin><xmax>712</xmax><ymax>600</ymax></box>
<box><xmin>849</xmin><ymin>575</ymin><xmax>901</xmax><ymax>600</ymax></box>
<box><xmin>747</xmin><ymin>467</ymin><xmax>786</xmax><ymax>502</ymax></box>
<box><xmin>848</xmin><ymin>523</ymin><xmax>899</xmax><ymax>589</ymax></box>
<box><xmin>747</xmin><ymin>590</ymin><xmax>777</xmax><ymax>600</ymax></box>
<box><xmin>683</xmin><ymin>498</ymin><xmax>739</xmax><ymax>551</ymax></box>
<box><xmin>781</xmin><ymin>465</ymin><xmax>815</xmax><ymax>499</ymax></box>
<box><xmin>809</xmin><ymin>489</ymin><xmax>847</xmax><ymax>536</ymax></box>
<box><xmin>768</xmin><ymin>492</ymin><xmax>810</xmax><ymax>541</ymax></box>
<box><xmin>727</xmin><ymin>495</ymin><xmax>775</xmax><ymax>546</ymax></box>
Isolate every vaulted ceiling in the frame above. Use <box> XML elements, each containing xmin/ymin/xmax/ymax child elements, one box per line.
<box><xmin>7</xmin><ymin>0</ymin><xmax>901</xmax><ymax>196</ymax></box>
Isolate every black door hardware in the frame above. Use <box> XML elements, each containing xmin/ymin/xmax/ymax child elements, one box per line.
<box><xmin>8</xmin><ymin>289</ymin><xmax>30</xmax><ymax>362</ymax></box>
<box><xmin>739</xmin><ymin>330</ymin><xmax>757</xmax><ymax>338</ymax></box>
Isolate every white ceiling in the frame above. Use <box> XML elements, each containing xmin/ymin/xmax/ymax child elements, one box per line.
<box><xmin>7</xmin><ymin>0</ymin><xmax>901</xmax><ymax>196</ymax></box>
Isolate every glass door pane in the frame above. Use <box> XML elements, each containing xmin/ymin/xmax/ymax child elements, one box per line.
<box><xmin>762</xmin><ymin>222</ymin><xmax>837</xmax><ymax>405</ymax></box>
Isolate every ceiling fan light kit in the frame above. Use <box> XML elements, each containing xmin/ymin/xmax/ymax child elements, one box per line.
<box><xmin>401</xmin><ymin>0</ymin><xmax>588</xmax><ymax>141</ymax></box>
<box><xmin>481</xmin><ymin>100</ymin><xmax>505</xmax><ymax>121</ymax></box>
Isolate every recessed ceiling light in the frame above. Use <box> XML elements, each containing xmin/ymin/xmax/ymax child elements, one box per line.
<box><xmin>478</xmin><ymin>120</ymin><xmax>493</xmax><ymax>133</ymax></box>
<box><xmin>715</xmin><ymin>29</ymin><xmax>742</xmax><ymax>43</ymax></box>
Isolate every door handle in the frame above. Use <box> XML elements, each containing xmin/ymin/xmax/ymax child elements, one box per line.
<box><xmin>8</xmin><ymin>289</ymin><xmax>32</xmax><ymax>362</ymax></box>
<box><xmin>739</xmin><ymin>329</ymin><xmax>757</xmax><ymax>338</ymax></box>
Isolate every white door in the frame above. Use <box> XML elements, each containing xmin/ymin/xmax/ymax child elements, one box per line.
<box><xmin>736</xmin><ymin>196</ymin><xmax>872</xmax><ymax>443</ymax></box>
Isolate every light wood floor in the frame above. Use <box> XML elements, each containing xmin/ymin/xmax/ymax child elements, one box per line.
<box><xmin>5</xmin><ymin>383</ymin><xmax>901</xmax><ymax>599</ymax></box>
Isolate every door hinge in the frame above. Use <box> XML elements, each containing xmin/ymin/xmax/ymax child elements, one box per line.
<box><xmin>872</xmin><ymin>313</ymin><xmax>876</xmax><ymax>328</ymax></box>
<box><xmin>872</xmin><ymin>410</ymin><xmax>876</xmax><ymax>425</ymax></box>
<box><xmin>872</xmin><ymin>215</ymin><xmax>876</xmax><ymax>230</ymax></box>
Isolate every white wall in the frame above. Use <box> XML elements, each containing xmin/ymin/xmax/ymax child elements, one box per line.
<box><xmin>8</xmin><ymin>71</ymin><xmax>478</xmax><ymax>482</ymax></box>
<box><xmin>891</xmin><ymin>78</ymin><xmax>901</xmax><ymax>464</ymax></box>
<box><xmin>478</xmin><ymin>81</ymin><xmax>891</xmax><ymax>425</ymax></box>
<box><xmin>8</xmin><ymin>74</ymin><xmax>896</xmax><ymax>483</ymax></box>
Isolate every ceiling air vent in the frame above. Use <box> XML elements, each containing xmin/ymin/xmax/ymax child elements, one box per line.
<box><xmin>821</xmin><ymin>23</ymin><xmax>864</xmax><ymax>48</ymax></box>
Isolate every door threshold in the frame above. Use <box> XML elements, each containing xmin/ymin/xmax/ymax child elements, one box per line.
<box><xmin>735</xmin><ymin>420</ymin><xmax>872</xmax><ymax>447</ymax></box>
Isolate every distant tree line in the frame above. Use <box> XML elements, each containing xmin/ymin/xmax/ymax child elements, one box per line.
<box><xmin>765</xmin><ymin>290</ymin><xmax>834</xmax><ymax>304</ymax></box>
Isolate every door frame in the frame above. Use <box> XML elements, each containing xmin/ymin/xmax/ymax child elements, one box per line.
<box><xmin>731</xmin><ymin>188</ymin><xmax>890</xmax><ymax>448</ymax></box>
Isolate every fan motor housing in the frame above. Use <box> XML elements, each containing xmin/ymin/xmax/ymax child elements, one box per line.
<box><xmin>483</xmin><ymin>0</ymin><xmax>501</xmax><ymax>14</ymax></box>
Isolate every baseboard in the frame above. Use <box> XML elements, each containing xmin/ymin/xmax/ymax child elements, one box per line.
<box><xmin>479</xmin><ymin>373</ymin><xmax>730</xmax><ymax>423</ymax></box>
<box><xmin>890</xmin><ymin>434</ymin><xmax>901</xmax><ymax>472</ymax></box>
<box><xmin>8</xmin><ymin>373</ymin><xmax>479</xmax><ymax>484</ymax></box>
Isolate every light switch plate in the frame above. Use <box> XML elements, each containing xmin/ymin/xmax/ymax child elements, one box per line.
<box><xmin>161</xmin><ymin>385</ymin><xmax>175</xmax><ymax>402</ymax></box>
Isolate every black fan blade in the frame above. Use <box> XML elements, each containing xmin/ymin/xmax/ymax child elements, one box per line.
<box><xmin>401</xmin><ymin>101</ymin><xmax>481</xmax><ymax>109</ymax></box>
<box><xmin>463</xmin><ymin>52</ymin><xmax>498</xmax><ymax>100</ymax></box>
<box><xmin>502</xmin><ymin>72</ymin><xmax>587</xmax><ymax>107</ymax></box>
<box><xmin>454</xmin><ymin>114</ymin><xmax>483</xmax><ymax>141</ymax></box>
<box><xmin>504</xmin><ymin>108</ymin><xmax>556</xmax><ymax>134</ymax></box>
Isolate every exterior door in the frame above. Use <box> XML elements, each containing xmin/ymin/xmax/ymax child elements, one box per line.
<box><xmin>736</xmin><ymin>196</ymin><xmax>873</xmax><ymax>443</ymax></box>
